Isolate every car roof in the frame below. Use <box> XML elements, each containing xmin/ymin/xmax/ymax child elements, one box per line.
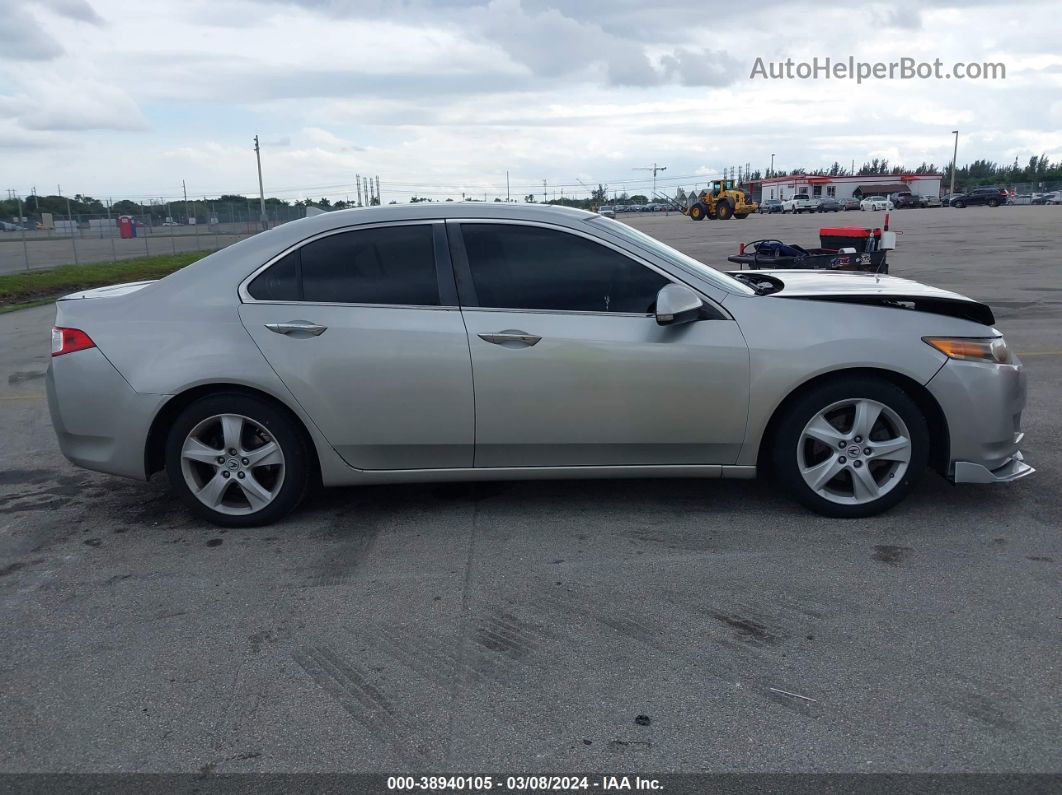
<box><xmin>306</xmin><ymin>201</ymin><xmax>597</xmax><ymax>227</ymax></box>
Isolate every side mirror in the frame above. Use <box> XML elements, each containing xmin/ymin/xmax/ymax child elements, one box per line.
<box><xmin>655</xmin><ymin>284</ymin><xmax>703</xmax><ymax>326</ymax></box>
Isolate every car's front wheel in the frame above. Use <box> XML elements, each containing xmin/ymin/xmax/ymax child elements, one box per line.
<box><xmin>165</xmin><ymin>393</ymin><xmax>311</xmax><ymax>527</ymax></box>
<box><xmin>772</xmin><ymin>378</ymin><xmax>929</xmax><ymax>518</ymax></box>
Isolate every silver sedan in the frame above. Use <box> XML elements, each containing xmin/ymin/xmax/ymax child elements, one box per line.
<box><xmin>46</xmin><ymin>204</ymin><xmax>1032</xmax><ymax>526</ymax></box>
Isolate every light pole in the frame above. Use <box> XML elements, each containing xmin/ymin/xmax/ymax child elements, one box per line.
<box><xmin>770</xmin><ymin>153</ymin><xmax>775</xmax><ymax>177</ymax></box>
<box><xmin>949</xmin><ymin>130</ymin><xmax>959</xmax><ymax>199</ymax></box>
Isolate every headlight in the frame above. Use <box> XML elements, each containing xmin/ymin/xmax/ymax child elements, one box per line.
<box><xmin>923</xmin><ymin>336</ymin><xmax>1013</xmax><ymax>364</ymax></box>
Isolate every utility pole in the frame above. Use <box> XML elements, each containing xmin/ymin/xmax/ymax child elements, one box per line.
<box><xmin>59</xmin><ymin>185</ymin><xmax>80</xmax><ymax>265</ymax></box>
<box><xmin>542</xmin><ymin>179</ymin><xmax>547</xmax><ymax>204</ymax></box>
<box><xmin>253</xmin><ymin>134</ymin><xmax>268</xmax><ymax>230</ymax></box>
<box><xmin>182</xmin><ymin>179</ymin><xmax>189</xmax><ymax>224</ymax></box>
<box><xmin>770</xmin><ymin>154</ymin><xmax>775</xmax><ymax>177</ymax></box>
<box><xmin>375</xmin><ymin>175</ymin><xmax>380</xmax><ymax>206</ymax></box>
<box><xmin>16</xmin><ymin>194</ymin><xmax>29</xmax><ymax>271</ymax></box>
<box><xmin>356</xmin><ymin>174</ymin><xmax>362</xmax><ymax>207</ymax></box>
<box><xmin>949</xmin><ymin>130</ymin><xmax>959</xmax><ymax>198</ymax></box>
<box><xmin>106</xmin><ymin>198</ymin><xmax>117</xmax><ymax>261</ymax></box>
<box><xmin>634</xmin><ymin>163</ymin><xmax>667</xmax><ymax>199</ymax></box>
<box><xmin>506</xmin><ymin>170</ymin><xmax>510</xmax><ymax>203</ymax></box>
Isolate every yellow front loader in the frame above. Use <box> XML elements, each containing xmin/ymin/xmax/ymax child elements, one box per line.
<box><xmin>684</xmin><ymin>179</ymin><xmax>758</xmax><ymax>220</ymax></box>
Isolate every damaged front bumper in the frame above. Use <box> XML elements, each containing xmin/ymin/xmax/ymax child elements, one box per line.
<box><xmin>926</xmin><ymin>357</ymin><xmax>1034</xmax><ymax>485</ymax></box>
<box><xmin>953</xmin><ymin>446</ymin><xmax>1035</xmax><ymax>483</ymax></box>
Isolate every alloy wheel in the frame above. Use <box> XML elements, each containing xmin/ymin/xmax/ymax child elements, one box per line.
<box><xmin>796</xmin><ymin>398</ymin><xmax>912</xmax><ymax>505</ymax></box>
<box><xmin>179</xmin><ymin>413</ymin><xmax>286</xmax><ymax>515</ymax></box>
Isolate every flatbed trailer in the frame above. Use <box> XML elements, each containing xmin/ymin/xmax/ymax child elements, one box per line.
<box><xmin>727</xmin><ymin>246</ymin><xmax>888</xmax><ymax>273</ymax></box>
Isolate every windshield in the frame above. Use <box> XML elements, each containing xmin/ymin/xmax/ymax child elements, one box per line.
<box><xmin>586</xmin><ymin>216</ymin><xmax>755</xmax><ymax>295</ymax></box>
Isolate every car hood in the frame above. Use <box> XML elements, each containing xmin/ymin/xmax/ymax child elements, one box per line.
<box><xmin>727</xmin><ymin>269</ymin><xmax>995</xmax><ymax>325</ymax></box>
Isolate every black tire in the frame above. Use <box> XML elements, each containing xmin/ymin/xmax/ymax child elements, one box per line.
<box><xmin>953</xmin><ymin>200</ymin><xmax>966</xmax><ymax>208</ymax></box>
<box><xmin>716</xmin><ymin>200</ymin><xmax>733</xmax><ymax>220</ymax></box>
<box><xmin>771</xmin><ymin>377</ymin><xmax>929</xmax><ymax>518</ymax></box>
<box><xmin>164</xmin><ymin>393</ymin><xmax>311</xmax><ymax>527</ymax></box>
<box><xmin>689</xmin><ymin>202</ymin><xmax>706</xmax><ymax>221</ymax></box>
<box><xmin>987</xmin><ymin>199</ymin><xmax>999</xmax><ymax>207</ymax></box>
<box><xmin>734</xmin><ymin>212</ymin><xmax>748</xmax><ymax>219</ymax></box>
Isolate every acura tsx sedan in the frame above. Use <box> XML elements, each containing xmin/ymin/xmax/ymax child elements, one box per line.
<box><xmin>47</xmin><ymin>204</ymin><xmax>1032</xmax><ymax>526</ymax></box>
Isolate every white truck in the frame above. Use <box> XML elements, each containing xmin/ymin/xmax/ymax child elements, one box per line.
<box><xmin>782</xmin><ymin>193</ymin><xmax>819</xmax><ymax>213</ymax></box>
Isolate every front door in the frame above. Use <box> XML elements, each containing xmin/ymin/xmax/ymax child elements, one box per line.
<box><xmin>450</xmin><ymin>221</ymin><xmax>750</xmax><ymax>468</ymax></box>
<box><xmin>239</xmin><ymin>221</ymin><xmax>474</xmax><ymax>470</ymax></box>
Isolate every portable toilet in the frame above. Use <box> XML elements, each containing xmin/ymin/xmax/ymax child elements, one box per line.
<box><xmin>118</xmin><ymin>215</ymin><xmax>137</xmax><ymax>239</ymax></box>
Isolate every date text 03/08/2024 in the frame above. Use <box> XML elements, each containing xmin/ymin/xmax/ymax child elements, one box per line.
<box><xmin>386</xmin><ymin>775</ymin><xmax>663</xmax><ymax>791</ymax></box>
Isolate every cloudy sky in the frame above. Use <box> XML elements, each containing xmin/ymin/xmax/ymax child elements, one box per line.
<box><xmin>2</xmin><ymin>0</ymin><xmax>1060</xmax><ymax>203</ymax></box>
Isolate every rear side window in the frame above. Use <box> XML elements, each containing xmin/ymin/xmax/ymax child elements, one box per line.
<box><xmin>247</xmin><ymin>251</ymin><xmax>298</xmax><ymax>301</ymax></box>
<box><xmin>460</xmin><ymin>224</ymin><xmax>668</xmax><ymax>313</ymax></box>
<box><xmin>247</xmin><ymin>224</ymin><xmax>439</xmax><ymax>305</ymax></box>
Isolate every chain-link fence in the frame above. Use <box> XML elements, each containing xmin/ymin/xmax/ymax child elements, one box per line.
<box><xmin>0</xmin><ymin>201</ymin><xmax>308</xmax><ymax>275</ymax></box>
<box><xmin>1007</xmin><ymin>181</ymin><xmax>1062</xmax><ymax>196</ymax></box>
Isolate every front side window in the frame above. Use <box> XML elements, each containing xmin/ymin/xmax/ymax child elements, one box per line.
<box><xmin>248</xmin><ymin>224</ymin><xmax>438</xmax><ymax>305</ymax></box>
<box><xmin>461</xmin><ymin>224</ymin><xmax>669</xmax><ymax>314</ymax></box>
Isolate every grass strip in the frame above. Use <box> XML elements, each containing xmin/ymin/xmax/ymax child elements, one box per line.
<box><xmin>0</xmin><ymin>251</ymin><xmax>209</xmax><ymax>309</ymax></box>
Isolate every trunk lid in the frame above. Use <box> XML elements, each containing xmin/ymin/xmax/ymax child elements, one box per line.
<box><xmin>58</xmin><ymin>281</ymin><xmax>156</xmax><ymax>301</ymax></box>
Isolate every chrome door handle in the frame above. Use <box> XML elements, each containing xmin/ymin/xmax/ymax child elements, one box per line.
<box><xmin>265</xmin><ymin>320</ymin><xmax>328</xmax><ymax>336</ymax></box>
<box><xmin>478</xmin><ymin>331</ymin><xmax>542</xmax><ymax>347</ymax></box>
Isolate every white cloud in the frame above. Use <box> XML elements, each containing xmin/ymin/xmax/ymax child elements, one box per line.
<box><xmin>0</xmin><ymin>82</ymin><xmax>148</xmax><ymax>132</ymax></box>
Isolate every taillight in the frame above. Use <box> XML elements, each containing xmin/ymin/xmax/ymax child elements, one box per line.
<box><xmin>51</xmin><ymin>327</ymin><xmax>96</xmax><ymax>357</ymax></box>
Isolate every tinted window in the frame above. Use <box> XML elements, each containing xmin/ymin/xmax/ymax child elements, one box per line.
<box><xmin>302</xmin><ymin>225</ymin><xmax>438</xmax><ymax>305</ymax></box>
<box><xmin>461</xmin><ymin>224</ymin><xmax>668</xmax><ymax>313</ymax></box>
<box><xmin>247</xmin><ymin>251</ymin><xmax>298</xmax><ymax>301</ymax></box>
<box><xmin>248</xmin><ymin>224</ymin><xmax>439</xmax><ymax>305</ymax></box>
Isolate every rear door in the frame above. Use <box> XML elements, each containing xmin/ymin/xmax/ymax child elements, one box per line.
<box><xmin>449</xmin><ymin>220</ymin><xmax>750</xmax><ymax>468</ymax></box>
<box><xmin>239</xmin><ymin>221</ymin><xmax>474</xmax><ymax>470</ymax></box>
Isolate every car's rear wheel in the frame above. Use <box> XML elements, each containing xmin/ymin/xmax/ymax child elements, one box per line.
<box><xmin>165</xmin><ymin>394</ymin><xmax>310</xmax><ymax>527</ymax></box>
<box><xmin>772</xmin><ymin>378</ymin><xmax>929</xmax><ymax>518</ymax></box>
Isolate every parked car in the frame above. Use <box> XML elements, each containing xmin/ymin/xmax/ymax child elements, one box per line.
<box><xmin>1009</xmin><ymin>194</ymin><xmax>1034</xmax><ymax>206</ymax></box>
<box><xmin>46</xmin><ymin>203</ymin><xmax>1033</xmax><ymax>526</ymax></box>
<box><xmin>759</xmin><ymin>199</ymin><xmax>784</xmax><ymax>214</ymax></box>
<box><xmin>860</xmin><ymin>197</ymin><xmax>894</xmax><ymax>211</ymax></box>
<box><xmin>817</xmin><ymin>198</ymin><xmax>841</xmax><ymax>212</ymax></box>
<box><xmin>889</xmin><ymin>192</ymin><xmax>923</xmax><ymax>209</ymax></box>
<box><xmin>922</xmin><ymin>195</ymin><xmax>942</xmax><ymax>208</ymax></box>
<box><xmin>949</xmin><ymin>187</ymin><xmax>1008</xmax><ymax>208</ymax></box>
<box><xmin>598</xmin><ymin>207</ymin><xmax>615</xmax><ymax>218</ymax></box>
<box><xmin>1033</xmin><ymin>191</ymin><xmax>1061</xmax><ymax>205</ymax></box>
<box><xmin>782</xmin><ymin>193</ymin><xmax>817</xmax><ymax>213</ymax></box>
<box><xmin>841</xmin><ymin>198</ymin><xmax>861</xmax><ymax>211</ymax></box>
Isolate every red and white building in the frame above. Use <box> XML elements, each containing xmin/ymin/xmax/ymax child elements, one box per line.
<box><xmin>749</xmin><ymin>173</ymin><xmax>943</xmax><ymax>203</ymax></box>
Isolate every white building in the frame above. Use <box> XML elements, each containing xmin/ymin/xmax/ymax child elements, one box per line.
<box><xmin>750</xmin><ymin>173</ymin><xmax>942</xmax><ymax>203</ymax></box>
